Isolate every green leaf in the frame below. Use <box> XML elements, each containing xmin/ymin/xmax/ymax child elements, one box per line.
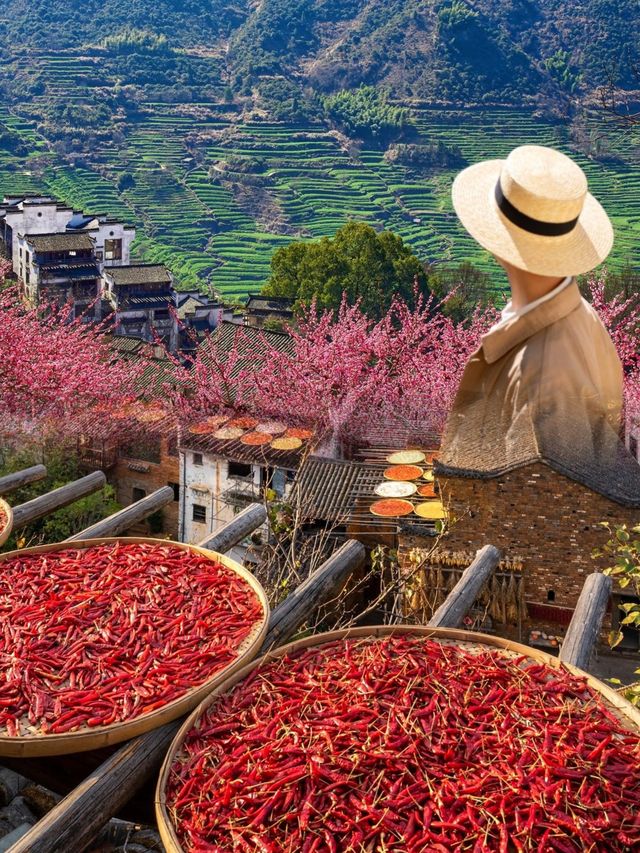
<box><xmin>620</xmin><ymin>613</ymin><xmax>639</xmax><ymax>625</ymax></box>
<box><xmin>608</xmin><ymin>630</ymin><xmax>624</xmax><ymax>649</ymax></box>
<box><xmin>616</xmin><ymin>527</ymin><xmax>630</xmax><ymax>543</ymax></box>
<box><xmin>608</xmin><ymin>677</ymin><xmax>622</xmax><ymax>685</ymax></box>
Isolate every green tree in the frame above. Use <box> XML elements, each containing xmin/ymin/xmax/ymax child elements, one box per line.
<box><xmin>427</xmin><ymin>260</ymin><xmax>498</xmax><ymax>322</ymax></box>
<box><xmin>262</xmin><ymin>222</ymin><xmax>429</xmax><ymax>318</ymax></box>
<box><xmin>0</xmin><ymin>445</ymin><xmax>121</xmax><ymax>551</ymax></box>
<box><xmin>593</xmin><ymin>521</ymin><xmax>640</xmax><ymax>705</ymax></box>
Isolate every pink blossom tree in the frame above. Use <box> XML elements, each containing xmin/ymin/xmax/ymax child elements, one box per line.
<box><xmin>585</xmin><ymin>269</ymin><xmax>640</xmax><ymax>424</ymax></box>
<box><xmin>0</xmin><ymin>288</ymin><xmax>144</xmax><ymax>449</ymax></box>
<box><xmin>248</xmin><ymin>293</ymin><xmax>499</xmax><ymax>449</ymax></box>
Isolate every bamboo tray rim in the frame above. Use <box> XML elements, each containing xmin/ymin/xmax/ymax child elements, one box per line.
<box><xmin>156</xmin><ymin>624</ymin><xmax>640</xmax><ymax>853</ymax></box>
<box><xmin>0</xmin><ymin>498</ymin><xmax>13</xmax><ymax>548</ymax></box>
<box><xmin>0</xmin><ymin>537</ymin><xmax>270</xmax><ymax>757</ymax></box>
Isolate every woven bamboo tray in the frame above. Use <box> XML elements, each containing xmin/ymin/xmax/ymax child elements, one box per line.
<box><xmin>0</xmin><ymin>498</ymin><xmax>13</xmax><ymax>548</ymax></box>
<box><xmin>0</xmin><ymin>537</ymin><xmax>269</xmax><ymax>757</ymax></box>
<box><xmin>156</xmin><ymin>624</ymin><xmax>640</xmax><ymax>853</ymax></box>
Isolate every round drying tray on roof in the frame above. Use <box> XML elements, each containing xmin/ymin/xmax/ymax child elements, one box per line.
<box><xmin>0</xmin><ymin>538</ymin><xmax>269</xmax><ymax>756</ymax></box>
<box><xmin>157</xmin><ymin>625</ymin><xmax>640</xmax><ymax>853</ymax></box>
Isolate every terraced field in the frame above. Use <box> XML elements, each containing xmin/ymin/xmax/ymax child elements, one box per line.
<box><xmin>2</xmin><ymin>67</ymin><xmax>640</xmax><ymax>300</ymax></box>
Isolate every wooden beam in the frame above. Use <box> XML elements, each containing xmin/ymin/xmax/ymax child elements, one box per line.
<box><xmin>428</xmin><ymin>545</ymin><xmax>502</xmax><ymax>629</ymax></box>
<box><xmin>11</xmin><ymin>472</ymin><xmax>107</xmax><ymax>530</ymax></box>
<box><xmin>261</xmin><ymin>539</ymin><xmax>366</xmax><ymax>651</ymax></box>
<box><xmin>559</xmin><ymin>572</ymin><xmax>612</xmax><ymax>671</ymax></box>
<box><xmin>13</xmin><ymin>539</ymin><xmax>366</xmax><ymax>852</ymax></box>
<box><xmin>65</xmin><ymin>487</ymin><xmax>174</xmax><ymax>541</ymax></box>
<box><xmin>197</xmin><ymin>503</ymin><xmax>267</xmax><ymax>553</ymax></box>
<box><xmin>0</xmin><ymin>465</ymin><xmax>47</xmax><ymax>497</ymax></box>
<box><xmin>7</xmin><ymin>722</ymin><xmax>180</xmax><ymax>853</ymax></box>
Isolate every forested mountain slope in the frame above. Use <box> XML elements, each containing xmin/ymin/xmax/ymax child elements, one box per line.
<box><xmin>1</xmin><ymin>0</ymin><xmax>639</xmax><ymax>105</ymax></box>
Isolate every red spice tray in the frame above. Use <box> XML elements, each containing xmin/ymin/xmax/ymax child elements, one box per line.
<box><xmin>0</xmin><ymin>538</ymin><xmax>269</xmax><ymax>757</ymax></box>
<box><xmin>0</xmin><ymin>497</ymin><xmax>13</xmax><ymax>548</ymax></box>
<box><xmin>157</xmin><ymin>626</ymin><xmax>640</xmax><ymax>853</ymax></box>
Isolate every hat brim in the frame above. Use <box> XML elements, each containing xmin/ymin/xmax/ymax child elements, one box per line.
<box><xmin>451</xmin><ymin>159</ymin><xmax>614</xmax><ymax>276</ymax></box>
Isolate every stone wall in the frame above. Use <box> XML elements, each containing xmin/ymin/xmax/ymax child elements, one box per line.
<box><xmin>110</xmin><ymin>437</ymin><xmax>180</xmax><ymax>538</ymax></box>
<box><xmin>436</xmin><ymin>461</ymin><xmax>640</xmax><ymax>611</ymax></box>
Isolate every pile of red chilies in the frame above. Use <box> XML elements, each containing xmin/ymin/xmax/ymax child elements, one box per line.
<box><xmin>0</xmin><ymin>542</ymin><xmax>263</xmax><ymax>736</ymax></box>
<box><xmin>167</xmin><ymin>635</ymin><xmax>640</xmax><ymax>852</ymax></box>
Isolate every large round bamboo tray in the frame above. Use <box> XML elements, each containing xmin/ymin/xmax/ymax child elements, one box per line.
<box><xmin>156</xmin><ymin>624</ymin><xmax>640</xmax><ymax>853</ymax></box>
<box><xmin>0</xmin><ymin>537</ymin><xmax>269</xmax><ymax>757</ymax></box>
<box><xmin>0</xmin><ymin>498</ymin><xmax>13</xmax><ymax>548</ymax></box>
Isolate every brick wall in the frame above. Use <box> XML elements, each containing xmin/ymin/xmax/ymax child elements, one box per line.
<box><xmin>109</xmin><ymin>437</ymin><xmax>180</xmax><ymax>538</ymax></box>
<box><xmin>434</xmin><ymin>461</ymin><xmax>640</xmax><ymax>612</ymax></box>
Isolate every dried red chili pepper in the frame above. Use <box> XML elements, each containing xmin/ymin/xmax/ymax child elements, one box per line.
<box><xmin>0</xmin><ymin>541</ymin><xmax>264</xmax><ymax>736</ymax></box>
<box><xmin>166</xmin><ymin>634</ymin><xmax>640</xmax><ymax>852</ymax></box>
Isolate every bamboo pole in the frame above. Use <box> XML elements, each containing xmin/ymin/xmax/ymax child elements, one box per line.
<box><xmin>11</xmin><ymin>472</ymin><xmax>107</xmax><ymax>530</ymax></box>
<box><xmin>197</xmin><ymin>503</ymin><xmax>267</xmax><ymax>552</ymax></box>
<box><xmin>0</xmin><ymin>465</ymin><xmax>47</xmax><ymax>496</ymax></box>
<box><xmin>65</xmin><ymin>487</ymin><xmax>174</xmax><ymax>541</ymax></box>
<box><xmin>11</xmin><ymin>538</ymin><xmax>365</xmax><ymax>853</ymax></box>
<box><xmin>427</xmin><ymin>545</ymin><xmax>501</xmax><ymax>629</ymax></box>
<box><xmin>559</xmin><ymin>572</ymin><xmax>612</xmax><ymax>670</ymax></box>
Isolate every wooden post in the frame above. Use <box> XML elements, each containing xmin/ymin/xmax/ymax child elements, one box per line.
<box><xmin>0</xmin><ymin>465</ymin><xmax>47</xmax><ymax>496</ymax></box>
<box><xmin>11</xmin><ymin>472</ymin><xmax>107</xmax><ymax>530</ymax></box>
<box><xmin>65</xmin><ymin>487</ymin><xmax>174</xmax><ymax>541</ymax></box>
<box><xmin>428</xmin><ymin>545</ymin><xmax>501</xmax><ymax>629</ymax></box>
<box><xmin>12</xmin><ymin>540</ymin><xmax>366</xmax><ymax>852</ymax></box>
<box><xmin>261</xmin><ymin>540</ymin><xmax>366</xmax><ymax>651</ymax></box>
<box><xmin>559</xmin><ymin>572</ymin><xmax>612</xmax><ymax>671</ymax></box>
<box><xmin>197</xmin><ymin>503</ymin><xmax>267</xmax><ymax>553</ymax></box>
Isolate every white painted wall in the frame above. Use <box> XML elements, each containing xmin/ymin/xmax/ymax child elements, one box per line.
<box><xmin>90</xmin><ymin>222</ymin><xmax>136</xmax><ymax>267</ymax></box>
<box><xmin>5</xmin><ymin>203</ymin><xmax>73</xmax><ymax>273</ymax></box>
<box><xmin>179</xmin><ymin>448</ymin><xmax>295</xmax><ymax>545</ymax></box>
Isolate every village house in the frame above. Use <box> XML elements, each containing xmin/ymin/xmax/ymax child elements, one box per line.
<box><xmin>102</xmin><ymin>264</ymin><xmax>179</xmax><ymax>349</ymax></box>
<box><xmin>396</xmin><ymin>452</ymin><xmax>640</xmax><ymax>654</ymax></box>
<box><xmin>243</xmin><ymin>294</ymin><xmax>294</xmax><ymax>329</ymax></box>
<box><xmin>17</xmin><ymin>231</ymin><xmax>101</xmax><ymax>316</ymax></box>
<box><xmin>1</xmin><ymin>194</ymin><xmax>224</xmax><ymax>349</ymax></box>
<box><xmin>0</xmin><ymin>195</ymin><xmax>75</xmax><ymax>263</ymax></box>
<box><xmin>179</xmin><ymin>434</ymin><xmax>301</xmax><ymax>549</ymax></box>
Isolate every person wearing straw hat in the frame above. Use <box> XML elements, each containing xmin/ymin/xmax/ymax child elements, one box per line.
<box><xmin>435</xmin><ymin>144</ymin><xmax>640</xmax><ymax>505</ymax></box>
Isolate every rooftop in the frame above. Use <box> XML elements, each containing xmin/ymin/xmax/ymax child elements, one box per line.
<box><xmin>195</xmin><ymin>321</ymin><xmax>295</xmax><ymax>380</ymax></box>
<box><xmin>245</xmin><ymin>294</ymin><xmax>295</xmax><ymax>314</ymax></box>
<box><xmin>104</xmin><ymin>265</ymin><xmax>173</xmax><ymax>287</ymax></box>
<box><xmin>25</xmin><ymin>232</ymin><xmax>95</xmax><ymax>253</ymax></box>
<box><xmin>180</xmin><ymin>428</ymin><xmax>303</xmax><ymax>471</ymax></box>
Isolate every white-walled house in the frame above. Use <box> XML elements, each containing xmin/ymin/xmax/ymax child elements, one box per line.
<box><xmin>66</xmin><ymin>212</ymin><xmax>136</xmax><ymax>267</ymax></box>
<box><xmin>1</xmin><ymin>196</ymin><xmax>74</xmax><ymax>269</ymax></box>
<box><xmin>178</xmin><ymin>436</ymin><xmax>301</xmax><ymax>549</ymax></box>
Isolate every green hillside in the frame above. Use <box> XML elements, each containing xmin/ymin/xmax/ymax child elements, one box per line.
<box><xmin>1</xmin><ymin>1</ymin><xmax>640</xmax><ymax>299</ymax></box>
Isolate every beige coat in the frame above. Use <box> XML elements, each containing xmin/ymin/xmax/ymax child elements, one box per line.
<box><xmin>435</xmin><ymin>277</ymin><xmax>640</xmax><ymax>506</ymax></box>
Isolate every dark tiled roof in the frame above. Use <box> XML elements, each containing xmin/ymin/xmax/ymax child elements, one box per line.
<box><xmin>27</xmin><ymin>232</ymin><xmax>94</xmax><ymax>252</ymax></box>
<box><xmin>180</xmin><ymin>430</ymin><xmax>303</xmax><ymax>470</ymax></box>
<box><xmin>293</xmin><ymin>457</ymin><xmax>380</xmax><ymax>522</ymax></box>
<box><xmin>197</xmin><ymin>321</ymin><xmax>294</xmax><ymax>377</ymax></box>
<box><xmin>108</xmin><ymin>335</ymin><xmax>146</xmax><ymax>354</ymax></box>
<box><xmin>435</xmin><ymin>407</ymin><xmax>640</xmax><ymax>508</ymax></box>
<box><xmin>126</xmin><ymin>295</ymin><xmax>174</xmax><ymax>307</ymax></box>
<box><xmin>105</xmin><ymin>265</ymin><xmax>172</xmax><ymax>286</ymax></box>
<box><xmin>245</xmin><ymin>295</ymin><xmax>295</xmax><ymax>314</ymax></box>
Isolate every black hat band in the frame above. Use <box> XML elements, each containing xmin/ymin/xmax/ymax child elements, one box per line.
<box><xmin>494</xmin><ymin>179</ymin><xmax>580</xmax><ymax>236</ymax></box>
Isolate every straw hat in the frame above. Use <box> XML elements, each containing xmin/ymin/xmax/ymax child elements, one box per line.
<box><xmin>451</xmin><ymin>144</ymin><xmax>614</xmax><ymax>276</ymax></box>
